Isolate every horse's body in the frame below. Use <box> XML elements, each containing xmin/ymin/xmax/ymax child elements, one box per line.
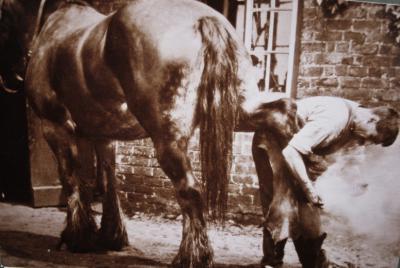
<box><xmin>0</xmin><ymin>0</ymin><xmax>273</xmax><ymax>266</ymax></box>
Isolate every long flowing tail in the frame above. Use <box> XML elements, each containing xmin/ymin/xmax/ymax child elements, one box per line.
<box><xmin>197</xmin><ymin>16</ymin><xmax>241</xmax><ymax>220</ymax></box>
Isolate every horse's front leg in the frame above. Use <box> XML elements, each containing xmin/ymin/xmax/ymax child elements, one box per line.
<box><xmin>41</xmin><ymin>119</ymin><xmax>98</xmax><ymax>252</ymax></box>
<box><xmin>95</xmin><ymin>140</ymin><xmax>129</xmax><ymax>250</ymax></box>
<box><xmin>154</xmin><ymin>137</ymin><xmax>213</xmax><ymax>268</ymax></box>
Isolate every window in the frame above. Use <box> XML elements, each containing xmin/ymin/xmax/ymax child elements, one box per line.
<box><xmin>235</xmin><ymin>0</ymin><xmax>301</xmax><ymax>97</ymax></box>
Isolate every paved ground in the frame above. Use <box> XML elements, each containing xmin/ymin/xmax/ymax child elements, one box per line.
<box><xmin>0</xmin><ymin>201</ymin><xmax>398</xmax><ymax>268</ymax></box>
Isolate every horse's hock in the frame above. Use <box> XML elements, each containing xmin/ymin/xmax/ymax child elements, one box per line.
<box><xmin>116</xmin><ymin>132</ymin><xmax>261</xmax><ymax>223</ymax></box>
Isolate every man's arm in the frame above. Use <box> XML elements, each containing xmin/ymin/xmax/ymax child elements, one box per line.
<box><xmin>282</xmin><ymin>145</ymin><xmax>322</xmax><ymax>207</ymax></box>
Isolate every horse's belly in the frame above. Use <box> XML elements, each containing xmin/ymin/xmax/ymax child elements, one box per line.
<box><xmin>72</xmin><ymin>101</ymin><xmax>148</xmax><ymax>140</ymax></box>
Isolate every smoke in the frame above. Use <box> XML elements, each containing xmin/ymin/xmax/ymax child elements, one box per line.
<box><xmin>315</xmin><ymin>138</ymin><xmax>400</xmax><ymax>244</ymax></box>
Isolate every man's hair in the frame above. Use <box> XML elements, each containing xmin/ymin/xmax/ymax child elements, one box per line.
<box><xmin>373</xmin><ymin>107</ymin><xmax>399</xmax><ymax>147</ymax></box>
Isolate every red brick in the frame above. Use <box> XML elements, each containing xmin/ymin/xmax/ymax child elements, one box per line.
<box><xmin>117</xmin><ymin>165</ymin><xmax>134</xmax><ymax>174</ymax></box>
<box><xmin>344</xmin><ymin>32</ymin><xmax>366</xmax><ymax>44</ymax></box>
<box><xmin>336</xmin><ymin>43</ymin><xmax>349</xmax><ymax>53</ymax></box>
<box><xmin>341</xmin><ymin>57</ymin><xmax>353</xmax><ymax>65</ymax></box>
<box><xmin>131</xmin><ymin>156</ymin><xmax>150</xmax><ymax>166</ymax></box>
<box><xmin>234</xmin><ymin>155</ymin><xmax>253</xmax><ymax>163</ymax></box>
<box><xmin>300</xmin><ymin>53</ymin><xmax>315</xmax><ymax>65</ymax></box>
<box><xmin>326</xmin><ymin>19</ymin><xmax>351</xmax><ymax>31</ymax></box>
<box><xmin>298</xmin><ymin>79</ymin><xmax>311</xmax><ymax>89</ymax></box>
<box><xmin>231</xmin><ymin>175</ymin><xmax>255</xmax><ymax>185</ymax></box>
<box><xmin>303</xmin><ymin>7</ymin><xmax>318</xmax><ymax>19</ymax></box>
<box><xmin>133</xmin><ymin>146</ymin><xmax>155</xmax><ymax>158</ymax></box>
<box><xmin>369</xmin><ymin>67</ymin><xmax>385</xmax><ymax>78</ymax></box>
<box><xmin>302</xmin><ymin>31</ymin><xmax>314</xmax><ymax>42</ymax></box>
<box><xmin>348</xmin><ymin>67</ymin><xmax>368</xmax><ymax>77</ymax></box>
<box><xmin>316</xmin><ymin>78</ymin><xmax>339</xmax><ymax>87</ymax></box>
<box><xmin>362</xmin><ymin>56</ymin><xmax>392</xmax><ymax>66</ymax></box>
<box><xmin>382</xmin><ymin>89</ymin><xmax>400</xmax><ymax>102</ymax></box>
<box><xmin>326</xmin><ymin>42</ymin><xmax>335</xmax><ymax>52</ymax></box>
<box><xmin>143</xmin><ymin>177</ymin><xmax>164</xmax><ymax>188</ymax></box>
<box><xmin>314</xmin><ymin>31</ymin><xmax>343</xmax><ymax>42</ymax></box>
<box><xmin>133</xmin><ymin>166</ymin><xmax>154</xmax><ymax>177</ymax></box>
<box><xmin>393</xmin><ymin>56</ymin><xmax>400</xmax><ymax>67</ymax></box>
<box><xmin>336</xmin><ymin>65</ymin><xmax>348</xmax><ymax>76</ymax></box>
<box><xmin>157</xmin><ymin>188</ymin><xmax>176</xmax><ymax>200</ymax></box>
<box><xmin>379</xmin><ymin>44</ymin><xmax>392</xmax><ymax>55</ymax></box>
<box><xmin>149</xmin><ymin>158</ymin><xmax>160</xmax><ymax>167</ymax></box>
<box><xmin>134</xmin><ymin>185</ymin><xmax>155</xmax><ymax>195</ymax></box>
<box><xmin>302</xmin><ymin>42</ymin><xmax>325</xmax><ymax>53</ymax></box>
<box><xmin>117</xmin><ymin>145</ymin><xmax>133</xmax><ymax>155</ymax></box>
<box><xmin>242</xmin><ymin>187</ymin><xmax>259</xmax><ymax>197</ymax></box>
<box><xmin>228</xmin><ymin>184</ymin><xmax>241</xmax><ymax>194</ymax></box>
<box><xmin>322</xmin><ymin>67</ymin><xmax>334</xmax><ymax>77</ymax></box>
<box><xmin>353</xmin><ymin>20</ymin><xmax>381</xmax><ymax>31</ymax></box>
<box><xmin>389</xmin><ymin>78</ymin><xmax>400</xmax><ymax>89</ymax></box>
<box><xmin>365</xmin><ymin>31</ymin><xmax>386</xmax><ymax>44</ymax></box>
<box><xmin>228</xmin><ymin>194</ymin><xmax>253</xmax><ymax>207</ymax></box>
<box><xmin>361</xmin><ymin>78</ymin><xmax>388</xmax><ymax>89</ymax></box>
<box><xmin>342</xmin><ymin>6</ymin><xmax>368</xmax><ymax>19</ymax></box>
<box><xmin>153</xmin><ymin>168</ymin><xmax>168</xmax><ymax>179</ymax></box>
<box><xmin>302</xmin><ymin>66</ymin><xmax>323</xmax><ymax>77</ymax></box>
<box><xmin>352</xmin><ymin>44</ymin><xmax>378</xmax><ymax>55</ymax></box>
<box><xmin>340</xmin><ymin>77</ymin><xmax>361</xmax><ymax>88</ymax></box>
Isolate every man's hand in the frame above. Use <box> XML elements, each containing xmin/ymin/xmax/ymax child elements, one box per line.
<box><xmin>282</xmin><ymin>145</ymin><xmax>324</xmax><ymax>208</ymax></box>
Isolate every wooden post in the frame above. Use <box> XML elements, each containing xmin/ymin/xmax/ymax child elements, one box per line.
<box><xmin>27</xmin><ymin>105</ymin><xmax>65</xmax><ymax>207</ymax></box>
<box><xmin>28</xmin><ymin>105</ymin><xmax>96</xmax><ymax>207</ymax></box>
<box><xmin>244</xmin><ymin>0</ymin><xmax>254</xmax><ymax>49</ymax></box>
<box><xmin>285</xmin><ymin>0</ymin><xmax>301</xmax><ymax>98</ymax></box>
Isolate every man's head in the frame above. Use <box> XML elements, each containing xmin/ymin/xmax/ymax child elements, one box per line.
<box><xmin>353</xmin><ymin>106</ymin><xmax>399</xmax><ymax>147</ymax></box>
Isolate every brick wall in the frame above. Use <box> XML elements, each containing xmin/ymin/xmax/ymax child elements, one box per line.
<box><xmin>87</xmin><ymin>0</ymin><xmax>400</xmax><ymax>223</ymax></box>
<box><xmin>116</xmin><ymin>132</ymin><xmax>260</xmax><ymax>223</ymax></box>
<box><xmin>298</xmin><ymin>0</ymin><xmax>400</xmax><ymax>110</ymax></box>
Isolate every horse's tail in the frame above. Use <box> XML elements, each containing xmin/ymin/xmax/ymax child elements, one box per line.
<box><xmin>196</xmin><ymin>16</ymin><xmax>241</xmax><ymax>220</ymax></box>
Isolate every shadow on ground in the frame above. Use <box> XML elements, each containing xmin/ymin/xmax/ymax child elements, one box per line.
<box><xmin>0</xmin><ymin>231</ymin><xmax>275</xmax><ymax>268</ymax></box>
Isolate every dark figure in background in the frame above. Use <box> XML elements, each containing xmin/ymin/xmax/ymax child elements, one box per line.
<box><xmin>0</xmin><ymin>0</ymin><xmax>31</xmax><ymax>200</ymax></box>
<box><xmin>252</xmin><ymin>95</ymin><xmax>399</xmax><ymax>267</ymax></box>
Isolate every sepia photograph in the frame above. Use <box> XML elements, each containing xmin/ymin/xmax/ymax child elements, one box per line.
<box><xmin>0</xmin><ymin>0</ymin><xmax>399</xmax><ymax>267</ymax></box>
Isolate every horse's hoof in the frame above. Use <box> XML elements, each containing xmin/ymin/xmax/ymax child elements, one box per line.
<box><xmin>171</xmin><ymin>250</ymin><xmax>213</xmax><ymax>268</ymax></box>
<box><xmin>99</xmin><ymin>226</ymin><xmax>129</xmax><ymax>251</ymax></box>
<box><xmin>60</xmin><ymin>226</ymin><xmax>99</xmax><ymax>252</ymax></box>
<box><xmin>260</xmin><ymin>256</ymin><xmax>283</xmax><ymax>268</ymax></box>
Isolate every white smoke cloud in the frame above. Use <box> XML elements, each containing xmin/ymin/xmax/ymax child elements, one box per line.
<box><xmin>315</xmin><ymin>138</ymin><xmax>400</xmax><ymax>244</ymax></box>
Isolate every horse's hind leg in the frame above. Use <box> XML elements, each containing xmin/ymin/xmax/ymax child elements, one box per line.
<box><xmin>95</xmin><ymin>140</ymin><xmax>129</xmax><ymax>250</ymax></box>
<box><xmin>252</xmin><ymin>131</ymin><xmax>289</xmax><ymax>267</ymax></box>
<box><xmin>41</xmin><ymin>119</ymin><xmax>98</xmax><ymax>252</ymax></box>
<box><xmin>153</xmin><ymin>137</ymin><xmax>213</xmax><ymax>268</ymax></box>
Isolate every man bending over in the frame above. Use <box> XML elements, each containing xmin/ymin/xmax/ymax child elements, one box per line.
<box><xmin>251</xmin><ymin>96</ymin><xmax>398</xmax><ymax>267</ymax></box>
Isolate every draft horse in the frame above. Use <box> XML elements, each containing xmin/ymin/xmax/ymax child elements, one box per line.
<box><xmin>0</xmin><ymin>0</ymin><xmax>275</xmax><ymax>266</ymax></box>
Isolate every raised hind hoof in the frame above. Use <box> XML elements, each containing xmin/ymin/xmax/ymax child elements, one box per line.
<box><xmin>58</xmin><ymin>225</ymin><xmax>99</xmax><ymax>252</ymax></box>
<box><xmin>99</xmin><ymin>226</ymin><xmax>129</xmax><ymax>251</ymax></box>
<box><xmin>171</xmin><ymin>218</ymin><xmax>214</xmax><ymax>268</ymax></box>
